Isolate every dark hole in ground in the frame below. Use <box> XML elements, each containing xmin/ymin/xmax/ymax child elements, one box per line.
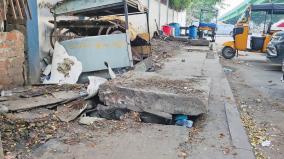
<box><xmin>87</xmin><ymin>104</ymin><xmax>204</xmax><ymax>127</ymax></box>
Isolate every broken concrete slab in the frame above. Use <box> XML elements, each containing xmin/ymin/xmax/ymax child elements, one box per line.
<box><xmin>56</xmin><ymin>99</ymin><xmax>88</xmax><ymax>122</ymax></box>
<box><xmin>0</xmin><ymin>91</ymin><xmax>83</xmax><ymax>112</ymax></box>
<box><xmin>99</xmin><ymin>72</ymin><xmax>210</xmax><ymax>116</ymax></box>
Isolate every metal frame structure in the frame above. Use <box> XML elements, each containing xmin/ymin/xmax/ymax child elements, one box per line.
<box><xmin>50</xmin><ymin>0</ymin><xmax>150</xmax><ymax>72</ymax></box>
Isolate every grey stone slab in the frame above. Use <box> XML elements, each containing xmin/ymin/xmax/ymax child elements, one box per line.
<box><xmin>99</xmin><ymin>72</ymin><xmax>210</xmax><ymax>116</ymax></box>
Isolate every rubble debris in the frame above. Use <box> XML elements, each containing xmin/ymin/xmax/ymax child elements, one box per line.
<box><xmin>0</xmin><ymin>97</ymin><xmax>8</xmax><ymax>102</ymax></box>
<box><xmin>0</xmin><ymin>90</ymin><xmax>12</xmax><ymax>97</ymax></box>
<box><xmin>56</xmin><ymin>99</ymin><xmax>88</xmax><ymax>122</ymax></box>
<box><xmin>0</xmin><ymin>114</ymin><xmax>64</xmax><ymax>155</ymax></box>
<box><xmin>86</xmin><ymin>76</ymin><xmax>107</xmax><ymax>99</ymax></box>
<box><xmin>79</xmin><ymin>116</ymin><xmax>106</xmax><ymax>125</ymax></box>
<box><xmin>261</xmin><ymin>140</ymin><xmax>271</xmax><ymax>147</ymax></box>
<box><xmin>44</xmin><ymin>42</ymin><xmax>82</xmax><ymax>84</ymax></box>
<box><xmin>0</xmin><ymin>106</ymin><xmax>8</xmax><ymax>114</ymax></box>
<box><xmin>104</xmin><ymin>62</ymin><xmax>117</xmax><ymax>79</ymax></box>
<box><xmin>223</xmin><ymin>67</ymin><xmax>233</xmax><ymax>74</ymax></box>
<box><xmin>5</xmin><ymin>108</ymin><xmax>54</xmax><ymax>123</ymax></box>
<box><xmin>0</xmin><ymin>91</ymin><xmax>84</xmax><ymax>112</ymax></box>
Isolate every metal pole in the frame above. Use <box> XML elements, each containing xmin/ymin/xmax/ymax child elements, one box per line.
<box><xmin>166</xmin><ymin>0</ymin><xmax>169</xmax><ymax>24</ymax></box>
<box><xmin>264</xmin><ymin>11</ymin><xmax>267</xmax><ymax>34</ymax></box>
<box><xmin>124</xmin><ymin>0</ymin><xmax>129</xmax><ymax>30</ymax></box>
<box><xmin>158</xmin><ymin>0</ymin><xmax>161</xmax><ymax>28</ymax></box>
<box><xmin>54</xmin><ymin>14</ymin><xmax>57</xmax><ymax>44</ymax></box>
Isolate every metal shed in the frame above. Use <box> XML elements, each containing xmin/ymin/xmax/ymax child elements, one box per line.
<box><xmin>51</xmin><ymin>0</ymin><xmax>149</xmax><ymax>72</ymax></box>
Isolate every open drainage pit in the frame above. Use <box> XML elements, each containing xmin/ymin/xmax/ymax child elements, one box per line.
<box><xmin>86</xmin><ymin>105</ymin><xmax>204</xmax><ymax>128</ymax></box>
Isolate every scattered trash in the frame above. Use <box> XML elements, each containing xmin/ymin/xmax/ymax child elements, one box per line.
<box><xmin>174</xmin><ymin>115</ymin><xmax>193</xmax><ymax>128</ymax></box>
<box><xmin>0</xmin><ymin>106</ymin><xmax>8</xmax><ymax>114</ymax></box>
<box><xmin>261</xmin><ymin>140</ymin><xmax>271</xmax><ymax>147</ymax></box>
<box><xmin>79</xmin><ymin>116</ymin><xmax>106</xmax><ymax>125</ymax></box>
<box><xmin>86</xmin><ymin>76</ymin><xmax>108</xmax><ymax>99</ymax></box>
<box><xmin>0</xmin><ymin>90</ymin><xmax>12</xmax><ymax>97</ymax></box>
<box><xmin>42</xmin><ymin>64</ymin><xmax>52</xmax><ymax>76</ymax></box>
<box><xmin>223</xmin><ymin>67</ymin><xmax>233</xmax><ymax>74</ymax></box>
<box><xmin>104</xmin><ymin>62</ymin><xmax>116</xmax><ymax>79</ymax></box>
<box><xmin>44</xmin><ymin>42</ymin><xmax>82</xmax><ymax>84</ymax></box>
<box><xmin>56</xmin><ymin>99</ymin><xmax>88</xmax><ymax>122</ymax></box>
<box><xmin>256</xmin><ymin>99</ymin><xmax>262</xmax><ymax>103</ymax></box>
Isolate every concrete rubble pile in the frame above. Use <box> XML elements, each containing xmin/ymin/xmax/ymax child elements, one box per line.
<box><xmin>0</xmin><ymin>37</ymin><xmax>212</xmax><ymax>157</ymax></box>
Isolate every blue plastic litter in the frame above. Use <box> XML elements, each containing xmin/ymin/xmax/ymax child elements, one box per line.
<box><xmin>174</xmin><ymin>115</ymin><xmax>193</xmax><ymax>128</ymax></box>
<box><xmin>176</xmin><ymin>119</ymin><xmax>193</xmax><ymax>128</ymax></box>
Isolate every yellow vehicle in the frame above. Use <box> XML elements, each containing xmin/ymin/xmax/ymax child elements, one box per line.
<box><xmin>222</xmin><ymin>3</ymin><xmax>284</xmax><ymax>59</ymax></box>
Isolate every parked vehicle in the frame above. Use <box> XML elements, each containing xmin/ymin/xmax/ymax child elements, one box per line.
<box><xmin>222</xmin><ymin>3</ymin><xmax>284</xmax><ymax>59</ymax></box>
<box><xmin>271</xmin><ymin>20</ymin><xmax>284</xmax><ymax>31</ymax></box>
<box><xmin>267</xmin><ymin>31</ymin><xmax>284</xmax><ymax>65</ymax></box>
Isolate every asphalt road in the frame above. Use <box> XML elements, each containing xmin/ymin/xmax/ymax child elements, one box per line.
<box><xmin>217</xmin><ymin>35</ymin><xmax>284</xmax><ymax>158</ymax></box>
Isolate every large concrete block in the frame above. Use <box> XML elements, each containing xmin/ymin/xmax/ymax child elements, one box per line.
<box><xmin>99</xmin><ymin>72</ymin><xmax>210</xmax><ymax>116</ymax></box>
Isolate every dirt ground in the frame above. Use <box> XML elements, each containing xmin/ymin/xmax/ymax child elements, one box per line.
<box><xmin>221</xmin><ymin>56</ymin><xmax>284</xmax><ymax>159</ymax></box>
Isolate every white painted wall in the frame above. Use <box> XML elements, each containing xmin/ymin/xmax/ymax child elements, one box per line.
<box><xmin>128</xmin><ymin>0</ymin><xmax>186</xmax><ymax>36</ymax></box>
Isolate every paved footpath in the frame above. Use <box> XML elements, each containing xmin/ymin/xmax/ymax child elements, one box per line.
<box><xmin>31</xmin><ymin>46</ymin><xmax>255</xmax><ymax>159</ymax></box>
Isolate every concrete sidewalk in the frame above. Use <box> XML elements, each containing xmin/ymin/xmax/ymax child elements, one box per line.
<box><xmin>31</xmin><ymin>46</ymin><xmax>255</xmax><ymax>159</ymax></box>
<box><xmin>96</xmin><ymin>47</ymin><xmax>254</xmax><ymax>158</ymax></box>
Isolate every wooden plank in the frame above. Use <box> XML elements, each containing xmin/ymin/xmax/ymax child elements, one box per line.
<box><xmin>0</xmin><ymin>91</ymin><xmax>82</xmax><ymax>111</ymax></box>
<box><xmin>9</xmin><ymin>0</ymin><xmax>17</xmax><ymax>19</ymax></box>
<box><xmin>15</xmin><ymin>0</ymin><xmax>23</xmax><ymax>19</ymax></box>
<box><xmin>56</xmin><ymin>99</ymin><xmax>88</xmax><ymax>122</ymax></box>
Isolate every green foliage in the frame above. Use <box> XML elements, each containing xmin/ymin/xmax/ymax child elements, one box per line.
<box><xmin>186</xmin><ymin>0</ymin><xmax>223</xmax><ymax>23</ymax></box>
<box><xmin>169</xmin><ymin>0</ymin><xmax>192</xmax><ymax>11</ymax></box>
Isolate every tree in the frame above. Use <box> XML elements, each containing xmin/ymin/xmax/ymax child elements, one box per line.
<box><xmin>186</xmin><ymin>0</ymin><xmax>224</xmax><ymax>24</ymax></box>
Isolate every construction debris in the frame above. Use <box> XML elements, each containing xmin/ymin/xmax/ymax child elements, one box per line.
<box><xmin>79</xmin><ymin>116</ymin><xmax>106</xmax><ymax>125</ymax></box>
<box><xmin>43</xmin><ymin>42</ymin><xmax>82</xmax><ymax>84</ymax></box>
<box><xmin>0</xmin><ymin>91</ymin><xmax>84</xmax><ymax>112</ymax></box>
<box><xmin>99</xmin><ymin>72</ymin><xmax>210</xmax><ymax>116</ymax></box>
<box><xmin>56</xmin><ymin>99</ymin><xmax>88</xmax><ymax>122</ymax></box>
<box><xmin>86</xmin><ymin>76</ymin><xmax>108</xmax><ymax>99</ymax></box>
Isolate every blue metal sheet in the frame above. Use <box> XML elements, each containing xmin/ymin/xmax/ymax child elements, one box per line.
<box><xmin>53</xmin><ymin>0</ymin><xmax>123</xmax><ymax>15</ymax></box>
<box><xmin>27</xmin><ymin>0</ymin><xmax>40</xmax><ymax>83</ymax></box>
<box><xmin>61</xmin><ymin>33</ymin><xmax>133</xmax><ymax>72</ymax></box>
